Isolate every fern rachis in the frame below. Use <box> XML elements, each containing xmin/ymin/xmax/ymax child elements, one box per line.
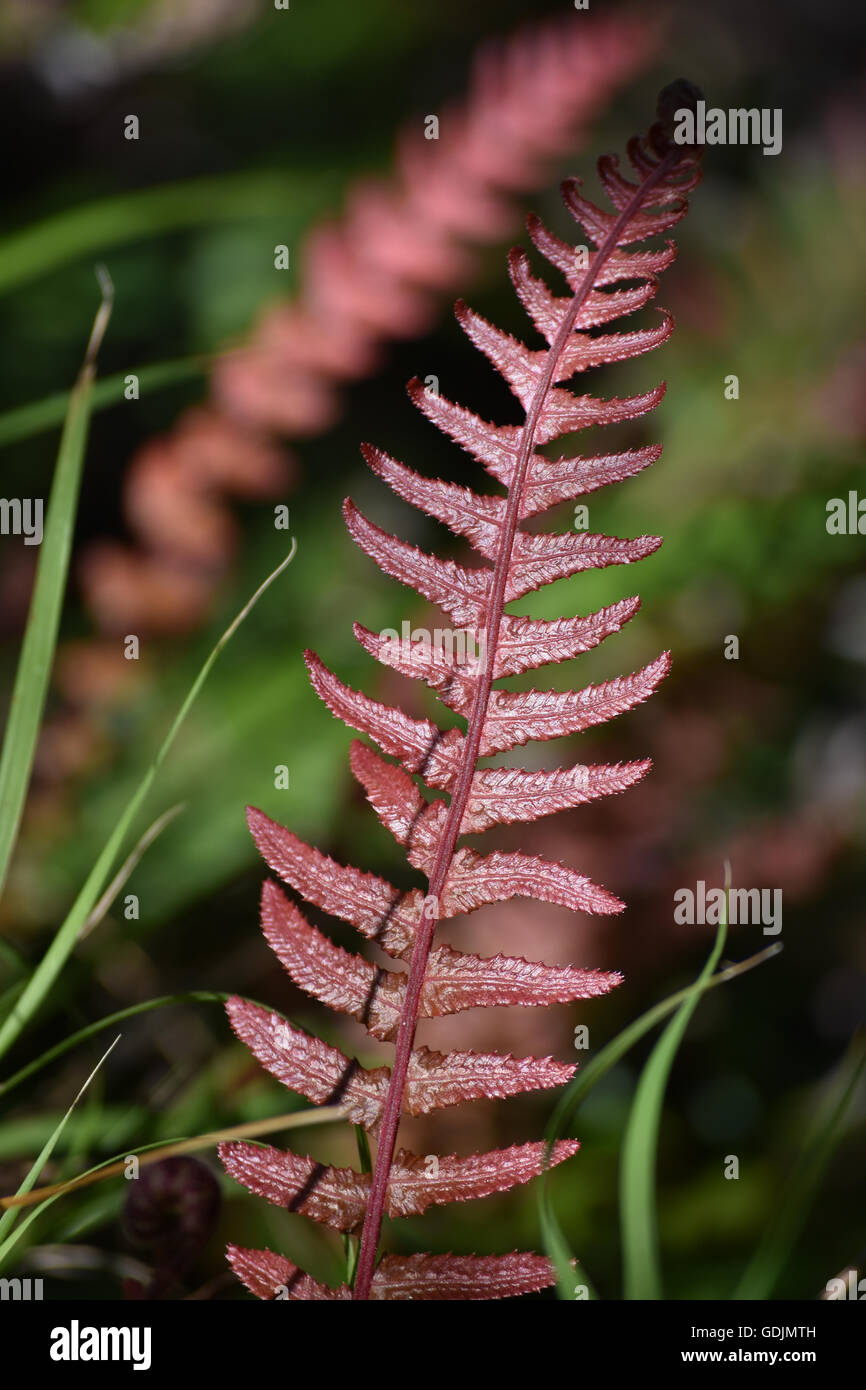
<box><xmin>222</xmin><ymin>86</ymin><xmax>702</xmax><ymax>1302</ymax></box>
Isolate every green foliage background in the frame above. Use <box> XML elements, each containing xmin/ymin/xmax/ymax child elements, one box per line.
<box><xmin>0</xmin><ymin>0</ymin><xmax>863</xmax><ymax>1299</ymax></box>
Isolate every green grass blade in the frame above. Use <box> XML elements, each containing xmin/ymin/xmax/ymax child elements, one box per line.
<box><xmin>0</xmin><ymin>540</ymin><xmax>297</xmax><ymax>1064</ymax></box>
<box><xmin>78</xmin><ymin>802</ymin><xmax>185</xmax><ymax>941</ymax></box>
<box><xmin>537</xmin><ymin>1176</ymin><xmax>597</xmax><ymax>1301</ymax></box>
<box><xmin>0</xmin><ymin>170</ymin><xmax>333</xmax><ymax>296</ymax></box>
<box><xmin>344</xmin><ymin>1128</ymin><xmax>374</xmax><ymax>1286</ymax></box>
<box><xmin>0</xmin><ymin>355</ymin><xmax>208</xmax><ymax>448</ymax></box>
<box><xmin>733</xmin><ymin>1032</ymin><xmax>866</xmax><ymax>1300</ymax></box>
<box><xmin>0</xmin><ymin>1102</ymin><xmax>342</xmax><ymax>1269</ymax></box>
<box><xmin>544</xmin><ymin>943</ymin><xmax>779</xmax><ymax>1148</ymax></box>
<box><xmin>539</xmin><ymin>933</ymin><xmax>779</xmax><ymax>1300</ymax></box>
<box><xmin>0</xmin><ymin>1035</ymin><xmax>119</xmax><ymax>1247</ymax></box>
<box><xmin>0</xmin><ymin>991</ymin><xmax>235</xmax><ymax>1099</ymax></box>
<box><xmin>620</xmin><ymin>870</ymin><xmax>731</xmax><ymax>1300</ymax></box>
<box><xmin>0</xmin><ymin>268</ymin><xmax>113</xmax><ymax>903</ymax></box>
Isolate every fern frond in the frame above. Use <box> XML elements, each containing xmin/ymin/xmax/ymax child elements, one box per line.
<box><xmin>223</xmin><ymin>86</ymin><xmax>702</xmax><ymax>1300</ymax></box>
<box><xmin>80</xmin><ymin>12</ymin><xmax>657</xmax><ymax>639</ymax></box>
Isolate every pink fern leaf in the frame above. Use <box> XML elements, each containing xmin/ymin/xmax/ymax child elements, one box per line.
<box><xmin>225</xmin><ymin>996</ymin><xmax>390</xmax><ymax>1132</ymax></box>
<box><xmin>227</xmin><ymin>1245</ymin><xmax>558</xmax><ymax>1301</ymax></box>
<box><xmin>224</xmin><ymin>87</ymin><xmax>702</xmax><ymax>1300</ymax></box>
<box><xmin>247</xmin><ymin>806</ymin><xmax>425</xmax><ymax>958</ymax></box>
<box><xmin>223</xmin><ymin>1139</ymin><xmax>580</xmax><ymax>1234</ymax></box>
<box><xmin>459</xmin><ymin>759</ymin><xmax>652</xmax><ymax>833</ymax></box>
<box><xmin>366</xmin><ymin>1251</ymin><xmax>559</xmax><ymax>1301</ymax></box>
<box><xmin>477</xmin><ymin>652</ymin><xmax>672</xmax><ymax>755</ymax></box>
<box><xmin>439</xmin><ymin>847</ymin><xmax>624</xmax><ymax>918</ymax></box>
<box><xmin>259</xmin><ymin>878</ymin><xmax>619</xmax><ymax>1041</ymax></box>
<box><xmin>491</xmin><ymin>601</ymin><xmax>644</xmax><ymax>677</ymax></box>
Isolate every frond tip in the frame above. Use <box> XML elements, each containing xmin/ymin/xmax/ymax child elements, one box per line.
<box><xmin>224</xmin><ymin>85</ymin><xmax>702</xmax><ymax>1300</ymax></box>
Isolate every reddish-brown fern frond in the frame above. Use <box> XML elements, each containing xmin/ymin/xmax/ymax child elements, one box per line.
<box><xmin>222</xmin><ymin>88</ymin><xmax>702</xmax><ymax>1301</ymax></box>
<box><xmin>79</xmin><ymin>11</ymin><xmax>657</xmax><ymax>640</ymax></box>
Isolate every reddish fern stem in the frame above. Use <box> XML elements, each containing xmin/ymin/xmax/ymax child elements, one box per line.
<box><xmin>352</xmin><ymin>146</ymin><xmax>679</xmax><ymax>1300</ymax></box>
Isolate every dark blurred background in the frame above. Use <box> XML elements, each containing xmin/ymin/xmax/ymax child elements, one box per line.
<box><xmin>0</xmin><ymin>0</ymin><xmax>864</xmax><ymax>1300</ymax></box>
